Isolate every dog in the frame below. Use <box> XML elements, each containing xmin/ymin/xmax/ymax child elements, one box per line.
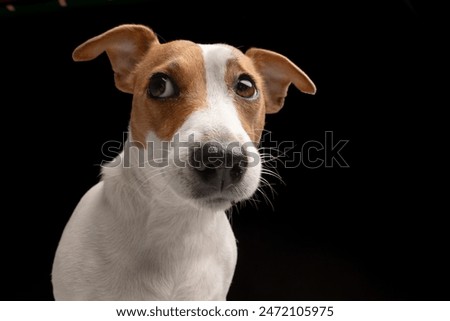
<box><xmin>52</xmin><ymin>24</ymin><xmax>315</xmax><ymax>300</ymax></box>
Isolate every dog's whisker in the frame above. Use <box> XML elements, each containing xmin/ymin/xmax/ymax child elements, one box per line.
<box><xmin>257</xmin><ymin>179</ymin><xmax>275</xmax><ymax>197</ymax></box>
<box><xmin>260</xmin><ymin>170</ymin><xmax>284</xmax><ymax>185</ymax></box>
<box><xmin>255</xmin><ymin>186</ymin><xmax>275</xmax><ymax>211</ymax></box>
<box><xmin>242</xmin><ymin>193</ymin><xmax>261</xmax><ymax>211</ymax></box>
<box><xmin>258</xmin><ymin>143</ymin><xmax>297</xmax><ymax>165</ymax></box>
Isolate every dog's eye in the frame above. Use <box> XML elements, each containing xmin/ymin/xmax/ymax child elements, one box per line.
<box><xmin>235</xmin><ymin>75</ymin><xmax>258</xmax><ymax>99</ymax></box>
<box><xmin>148</xmin><ymin>73</ymin><xmax>178</xmax><ymax>99</ymax></box>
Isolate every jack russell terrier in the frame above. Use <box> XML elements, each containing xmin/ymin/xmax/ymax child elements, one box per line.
<box><xmin>52</xmin><ymin>24</ymin><xmax>316</xmax><ymax>300</ymax></box>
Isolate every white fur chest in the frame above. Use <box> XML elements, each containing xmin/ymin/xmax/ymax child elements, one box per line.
<box><xmin>100</xmin><ymin>195</ymin><xmax>238</xmax><ymax>301</ymax></box>
<box><xmin>52</xmin><ymin>175</ymin><xmax>237</xmax><ymax>300</ymax></box>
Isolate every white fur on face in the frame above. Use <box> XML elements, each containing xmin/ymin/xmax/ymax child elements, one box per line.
<box><xmin>142</xmin><ymin>44</ymin><xmax>262</xmax><ymax>210</ymax></box>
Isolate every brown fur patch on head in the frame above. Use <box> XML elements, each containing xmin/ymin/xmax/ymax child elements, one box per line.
<box><xmin>225</xmin><ymin>50</ymin><xmax>266</xmax><ymax>144</ymax></box>
<box><xmin>130</xmin><ymin>41</ymin><xmax>207</xmax><ymax>145</ymax></box>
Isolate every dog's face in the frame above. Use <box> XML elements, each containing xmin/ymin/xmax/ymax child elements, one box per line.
<box><xmin>73</xmin><ymin>24</ymin><xmax>315</xmax><ymax>210</ymax></box>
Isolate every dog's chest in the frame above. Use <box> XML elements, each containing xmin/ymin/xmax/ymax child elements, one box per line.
<box><xmin>99</xmin><ymin>212</ymin><xmax>237</xmax><ymax>300</ymax></box>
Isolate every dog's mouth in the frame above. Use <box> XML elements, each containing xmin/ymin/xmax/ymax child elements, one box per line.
<box><xmin>207</xmin><ymin>196</ymin><xmax>232</xmax><ymax>205</ymax></box>
<box><xmin>189</xmin><ymin>187</ymin><xmax>236</xmax><ymax>208</ymax></box>
<box><xmin>195</xmin><ymin>195</ymin><xmax>235</xmax><ymax>210</ymax></box>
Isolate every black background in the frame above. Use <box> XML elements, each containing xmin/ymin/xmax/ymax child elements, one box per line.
<box><xmin>1</xmin><ymin>1</ymin><xmax>447</xmax><ymax>300</ymax></box>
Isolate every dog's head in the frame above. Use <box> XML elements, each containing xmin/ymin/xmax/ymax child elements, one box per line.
<box><xmin>73</xmin><ymin>24</ymin><xmax>315</xmax><ymax>210</ymax></box>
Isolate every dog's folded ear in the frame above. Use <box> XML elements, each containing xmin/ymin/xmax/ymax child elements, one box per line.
<box><xmin>246</xmin><ymin>48</ymin><xmax>316</xmax><ymax>114</ymax></box>
<box><xmin>72</xmin><ymin>24</ymin><xmax>159</xmax><ymax>93</ymax></box>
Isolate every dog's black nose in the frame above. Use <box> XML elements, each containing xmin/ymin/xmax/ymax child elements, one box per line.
<box><xmin>191</xmin><ymin>143</ymin><xmax>247</xmax><ymax>191</ymax></box>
